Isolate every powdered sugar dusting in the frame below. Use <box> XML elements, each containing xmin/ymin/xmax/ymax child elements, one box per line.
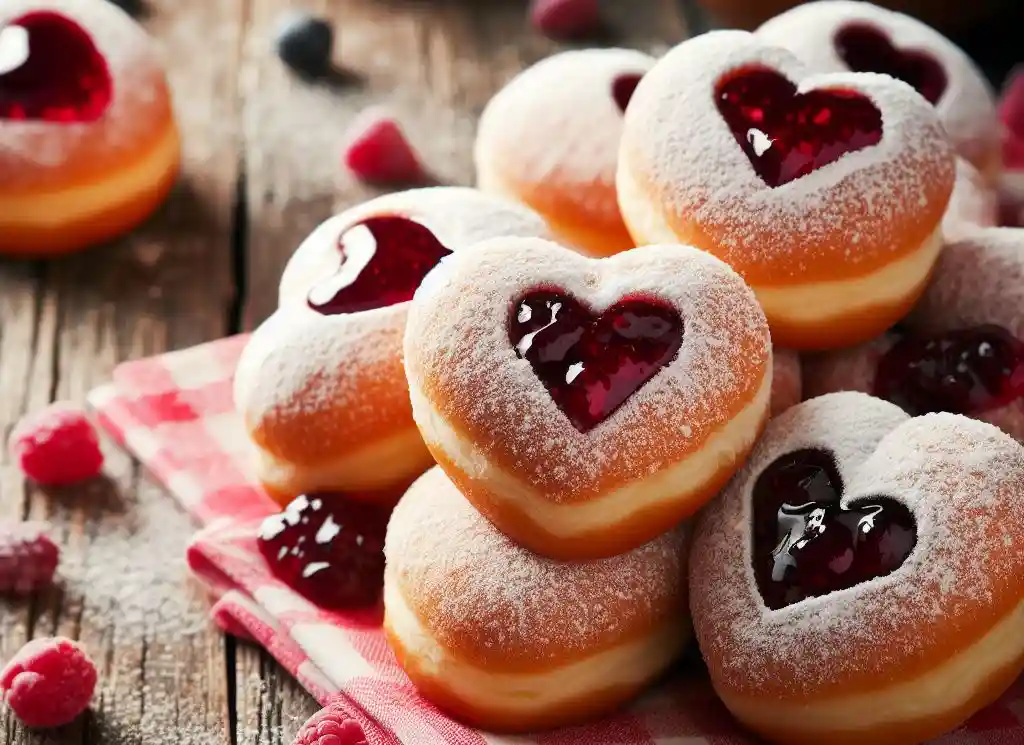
<box><xmin>385</xmin><ymin>467</ymin><xmax>688</xmax><ymax>665</ymax></box>
<box><xmin>943</xmin><ymin>158</ymin><xmax>998</xmax><ymax>241</ymax></box>
<box><xmin>404</xmin><ymin>237</ymin><xmax>771</xmax><ymax>502</ymax></box>
<box><xmin>0</xmin><ymin>0</ymin><xmax>173</xmax><ymax>187</ymax></box>
<box><xmin>690</xmin><ymin>392</ymin><xmax>1024</xmax><ymax>698</ymax></box>
<box><xmin>619</xmin><ymin>30</ymin><xmax>955</xmax><ymax>281</ymax></box>
<box><xmin>756</xmin><ymin>0</ymin><xmax>999</xmax><ymax>172</ymax></box>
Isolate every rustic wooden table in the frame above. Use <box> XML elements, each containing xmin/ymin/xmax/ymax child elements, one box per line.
<box><xmin>0</xmin><ymin>1</ymin><xmax>691</xmax><ymax>743</ymax></box>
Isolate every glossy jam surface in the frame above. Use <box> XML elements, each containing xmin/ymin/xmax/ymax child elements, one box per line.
<box><xmin>509</xmin><ymin>290</ymin><xmax>683</xmax><ymax>433</ymax></box>
<box><xmin>874</xmin><ymin>325</ymin><xmax>1024</xmax><ymax>416</ymax></box>
<box><xmin>715</xmin><ymin>67</ymin><xmax>883</xmax><ymax>188</ymax></box>
<box><xmin>834</xmin><ymin>23</ymin><xmax>947</xmax><ymax>105</ymax></box>
<box><xmin>307</xmin><ymin>216</ymin><xmax>451</xmax><ymax>315</ymax></box>
<box><xmin>612</xmin><ymin>73</ymin><xmax>643</xmax><ymax>113</ymax></box>
<box><xmin>0</xmin><ymin>12</ymin><xmax>113</xmax><ymax>123</ymax></box>
<box><xmin>257</xmin><ymin>493</ymin><xmax>390</xmax><ymax>609</ymax></box>
<box><xmin>752</xmin><ymin>449</ymin><xmax>916</xmax><ymax>610</ymax></box>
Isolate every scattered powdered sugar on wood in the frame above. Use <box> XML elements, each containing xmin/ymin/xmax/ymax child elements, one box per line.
<box><xmin>385</xmin><ymin>467</ymin><xmax>688</xmax><ymax>665</ymax></box>
<box><xmin>404</xmin><ymin>238</ymin><xmax>771</xmax><ymax>501</ymax></box>
<box><xmin>619</xmin><ymin>30</ymin><xmax>955</xmax><ymax>279</ymax></box>
<box><xmin>690</xmin><ymin>392</ymin><xmax>1024</xmax><ymax>698</ymax></box>
<box><xmin>756</xmin><ymin>0</ymin><xmax>999</xmax><ymax>172</ymax></box>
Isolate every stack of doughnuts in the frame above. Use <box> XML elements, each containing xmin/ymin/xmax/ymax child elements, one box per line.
<box><xmin>241</xmin><ymin>2</ymin><xmax>1024</xmax><ymax>742</ymax></box>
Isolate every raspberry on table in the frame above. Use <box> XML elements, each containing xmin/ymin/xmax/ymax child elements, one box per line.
<box><xmin>343</xmin><ymin>108</ymin><xmax>427</xmax><ymax>186</ymax></box>
<box><xmin>0</xmin><ymin>521</ymin><xmax>59</xmax><ymax>595</ymax></box>
<box><xmin>530</xmin><ymin>0</ymin><xmax>601</xmax><ymax>40</ymax></box>
<box><xmin>9</xmin><ymin>402</ymin><xmax>104</xmax><ymax>486</ymax></box>
<box><xmin>292</xmin><ymin>703</ymin><xmax>368</xmax><ymax>745</ymax></box>
<box><xmin>0</xmin><ymin>637</ymin><xmax>97</xmax><ymax>728</ymax></box>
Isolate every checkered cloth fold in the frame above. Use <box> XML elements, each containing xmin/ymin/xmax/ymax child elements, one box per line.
<box><xmin>87</xmin><ymin>335</ymin><xmax>1024</xmax><ymax>745</ymax></box>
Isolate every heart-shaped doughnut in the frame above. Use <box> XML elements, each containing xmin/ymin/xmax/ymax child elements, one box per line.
<box><xmin>0</xmin><ymin>0</ymin><xmax>179</xmax><ymax>256</ymax></box>
<box><xmin>617</xmin><ymin>30</ymin><xmax>955</xmax><ymax>351</ymax></box>
<box><xmin>690</xmin><ymin>392</ymin><xmax>1024</xmax><ymax>745</ymax></box>
<box><xmin>803</xmin><ymin>228</ymin><xmax>1024</xmax><ymax>440</ymax></box>
<box><xmin>234</xmin><ymin>187</ymin><xmax>551</xmax><ymax>506</ymax></box>
<box><xmin>403</xmin><ymin>237</ymin><xmax>771</xmax><ymax>560</ymax></box>
<box><xmin>756</xmin><ymin>0</ymin><xmax>999</xmax><ymax>180</ymax></box>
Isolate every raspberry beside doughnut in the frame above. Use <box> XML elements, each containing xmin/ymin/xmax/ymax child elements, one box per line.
<box><xmin>617</xmin><ymin>30</ymin><xmax>955</xmax><ymax>350</ymax></box>
<box><xmin>474</xmin><ymin>48</ymin><xmax>654</xmax><ymax>257</ymax></box>
<box><xmin>756</xmin><ymin>0</ymin><xmax>1000</xmax><ymax>180</ymax></box>
<box><xmin>0</xmin><ymin>0</ymin><xmax>180</xmax><ymax>256</ymax></box>
<box><xmin>383</xmin><ymin>467</ymin><xmax>691</xmax><ymax>733</ymax></box>
<box><xmin>690</xmin><ymin>392</ymin><xmax>1024</xmax><ymax>745</ymax></box>
<box><xmin>234</xmin><ymin>188</ymin><xmax>550</xmax><ymax>505</ymax></box>
<box><xmin>403</xmin><ymin>237</ymin><xmax>771</xmax><ymax>560</ymax></box>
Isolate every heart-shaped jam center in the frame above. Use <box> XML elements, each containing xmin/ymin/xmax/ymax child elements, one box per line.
<box><xmin>0</xmin><ymin>12</ymin><xmax>112</xmax><ymax>123</ymax></box>
<box><xmin>834</xmin><ymin>23</ymin><xmax>947</xmax><ymax>106</ymax></box>
<box><xmin>257</xmin><ymin>493</ymin><xmax>390</xmax><ymax>609</ymax></box>
<box><xmin>307</xmin><ymin>216</ymin><xmax>452</xmax><ymax>315</ymax></box>
<box><xmin>612</xmin><ymin>73</ymin><xmax>643</xmax><ymax>113</ymax></box>
<box><xmin>752</xmin><ymin>448</ymin><xmax>916</xmax><ymax>611</ymax></box>
<box><xmin>715</xmin><ymin>67</ymin><xmax>883</xmax><ymax>187</ymax></box>
<box><xmin>874</xmin><ymin>325</ymin><xmax>1024</xmax><ymax>416</ymax></box>
<box><xmin>509</xmin><ymin>290</ymin><xmax>683</xmax><ymax>433</ymax></box>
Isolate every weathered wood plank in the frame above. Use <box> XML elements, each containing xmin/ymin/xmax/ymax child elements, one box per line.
<box><xmin>0</xmin><ymin>0</ymin><xmax>245</xmax><ymax>742</ymax></box>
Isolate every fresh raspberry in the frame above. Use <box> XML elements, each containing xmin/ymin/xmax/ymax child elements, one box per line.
<box><xmin>343</xmin><ymin>108</ymin><xmax>427</xmax><ymax>185</ymax></box>
<box><xmin>10</xmin><ymin>403</ymin><xmax>104</xmax><ymax>486</ymax></box>
<box><xmin>530</xmin><ymin>0</ymin><xmax>601</xmax><ymax>40</ymax></box>
<box><xmin>0</xmin><ymin>522</ymin><xmax>59</xmax><ymax>595</ymax></box>
<box><xmin>292</xmin><ymin>704</ymin><xmax>367</xmax><ymax>745</ymax></box>
<box><xmin>0</xmin><ymin>637</ymin><xmax>97</xmax><ymax>728</ymax></box>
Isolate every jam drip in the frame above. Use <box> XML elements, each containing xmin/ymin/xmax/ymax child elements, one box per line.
<box><xmin>307</xmin><ymin>216</ymin><xmax>451</xmax><ymax>315</ymax></box>
<box><xmin>752</xmin><ymin>449</ymin><xmax>916</xmax><ymax>611</ymax></box>
<box><xmin>715</xmin><ymin>67</ymin><xmax>883</xmax><ymax>188</ymax></box>
<box><xmin>874</xmin><ymin>325</ymin><xmax>1024</xmax><ymax>416</ymax></box>
<box><xmin>0</xmin><ymin>12</ymin><xmax>113</xmax><ymax>123</ymax></box>
<box><xmin>257</xmin><ymin>493</ymin><xmax>390</xmax><ymax>609</ymax></box>
<box><xmin>509</xmin><ymin>290</ymin><xmax>683</xmax><ymax>433</ymax></box>
<box><xmin>834</xmin><ymin>23</ymin><xmax>947</xmax><ymax>106</ymax></box>
<box><xmin>612</xmin><ymin>73</ymin><xmax>643</xmax><ymax>113</ymax></box>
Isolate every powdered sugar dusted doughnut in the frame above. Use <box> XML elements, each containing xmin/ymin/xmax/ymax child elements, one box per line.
<box><xmin>803</xmin><ymin>228</ymin><xmax>1024</xmax><ymax>440</ymax></box>
<box><xmin>618</xmin><ymin>30</ymin><xmax>955</xmax><ymax>351</ymax></box>
<box><xmin>234</xmin><ymin>188</ymin><xmax>550</xmax><ymax>505</ymax></box>
<box><xmin>0</xmin><ymin>0</ymin><xmax>179</xmax><ymax>255</ymax></box>
<box><xmin>757</xmin><ymin>1</ymin><xmax>999</xmax><ymax>179</ymax></box>
<box><xmin>771</xmin><ymin>347</ymin><xmax>802</xmax><ymax>416</ymax></box>
<box><xmin>943</xmin><ymin>158</ymin><xmax>998</xmax><ymax>242</ymax></box>
<box><xmin>383</xmin><ymin>467</ymin><xmax>690</xmax><ymax>732</ymax></box>
<box><xmin>691</xmin><ymin>392</ymin><xmax>1024</xmax><ymax>745</ymax></box>
<box><xmin>475</xmin><ymin>49</ymin><xmax>654</xmax><ymax>257</ymax></box>
<box><xmin>404</xmin><ymin>237</ymin><xmax>771</xmax><ymax>560</ymax></box>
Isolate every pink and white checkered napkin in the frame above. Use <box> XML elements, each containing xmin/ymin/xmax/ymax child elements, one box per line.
<box><xmin>87</xmin><ymin>335</ymin><xmax>1024</xmax><ymax>745</ymax></box>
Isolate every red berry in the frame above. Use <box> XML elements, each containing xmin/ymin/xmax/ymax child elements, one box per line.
<box><xmin>293</xmin><ymin>704</ymin><xmax>367</xmax><ymax>745</ymax></box>
<box><xmin>10</xmin><ymin>402</ymin><xmax>103</xmax><ymax>486</ymax></box>
<box><xmin>530</xmin><ymin>0</ymin><xmax>601</xmax><ymax>40</ymax></box>
<box><xmin>210</xmin><ymin>603</ymin><xmax>255</xmax><ymax>642</ymax></box>
<box><xmin>1000</xmin><ymin>66</ymin><xmax>1024</xmax><ymax>141</ymax></box>
<box><xmin>0</xmin><ymin>521</ymin><xmax>58</xmax><ymax>595</ymax></box>
<box><xmin>343</xmin><ymin>108</ymin><xmax>427</xmax><ymax>185</ymax></box>
<box><xmin>0</xmin><ymin>637</ymin><xmax>97</xmax><ymax>728</ymax></box>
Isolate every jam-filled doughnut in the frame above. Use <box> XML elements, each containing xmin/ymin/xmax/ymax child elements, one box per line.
<box><xmin>771</xmin><ymin>347</ymin><xmax>802</xmax><ymax>416</ymax></box>
<box><xmin>234</xmin><ymin>187</ymin><xmax>550</xmax><ymax>506</ymax></box>
<box><xmin>383</xmin><ymin>467</ymin><xmax>691</xmax><ymax>733</ymax></box>
<box><xmin>756</xmin><ymin>1</ymin><xmax>1000</xmax><ymax>179</ymax></box>
<box><xmin>0</xmin><ymin>0</ymin><xmax>180</xmax><ymax>256</ymax></box>
<box><xmin>943</xmin><ymin>158</ymin><xmax>997</xmax><ymax>242</ymax></box>
<box><xmin>475</xmin><ymin>49</ymin><xmax>654</xmax><ymax>258</ymax></box>
<box><xmin>690</xmin><ymin>392</ymin><xmax>1024</xmax><ymax>745</ymax></box>
<box><xmin>803</xmin><ymin>228</ymin><xmax>1024</xmax><ymax>440</ymax></box>
<box><xmin>617</xmin><ymin>30</ymin><xmax>956</xmax><ymax>350</ymax></box>
<box><xmin>404</xmin><ymin>237</ymin><xmax>771</xmax><ymax>560</ymax></box>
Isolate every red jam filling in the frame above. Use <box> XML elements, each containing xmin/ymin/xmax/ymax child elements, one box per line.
<box><xmin>257</xmin><ymin>493</ymin><xmax>390</xmax><ymax>609</ymax></box>
<box><xmin>612</xmin><ymin>73</ymin><xmax>643</xmax><ymax>113</ymax></box>
<box><xmin>874</xmin><ymin>325</ymin><xmax>1024</xmax><ymax>416</ymax></box>
<box><xmin>714</xmin><ymin>66</ymin><xmax>883</xmax><ymax>187</ymax></box>
<box><xmin>0</xmin><ymin>12</ymin><xmax>113</xmax><ymax>123</ymax></box>
<box><xmin>509</xmin><ymin>290</ymin><xmax>683</xmax><ymax>433</ymax></box>
<box><xmin>307</xmin><ymin>216</ymin><xmax>451</xmax><ymax>315</ymax></box>
<box><xmin>834</xmin><ymin>23</ymin><xmax>947</xmax><ymax>106</ymax></box>
<box><xmin>752</xmin><ymin>449</ymin><xmax>916</xmax><ymax>611</ymax></box>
